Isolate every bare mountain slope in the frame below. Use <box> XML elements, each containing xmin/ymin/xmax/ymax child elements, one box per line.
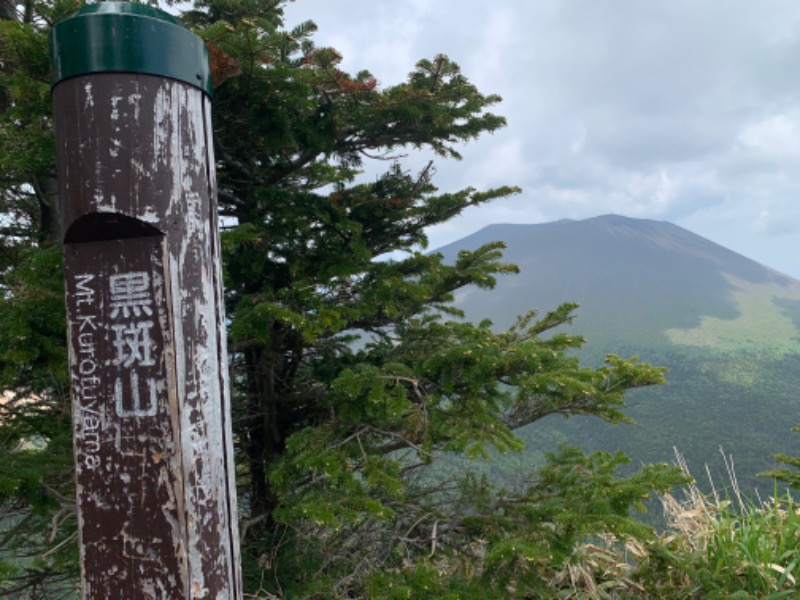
<box><xmin>438</xmin><ymin>214</ymin><xmax>800</xmax><ymax>354</ymax></box>
<box><xmin>435</xmin><ymin>215</ymin><xmax>800</xmax><ymax>494</ymax></box>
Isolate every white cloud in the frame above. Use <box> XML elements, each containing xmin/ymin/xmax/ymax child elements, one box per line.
<box><xmin>472</xmin><ymin>137</ymin><xmax>527</xmax><ymax>188</ymax></box>
<box><xmin>570</xmin><ymin>122</ymin><xmax>586</xmax><ymax>154</ymax></box>
<box><xmin>737</xmin><ymin>113</ymin><xmax>800</xmax><ymax>161</ymax></box>
<box><xmin>282</xmin><ymin>0</ymin><xmax>800</xmax><ymax>278</ymax></box>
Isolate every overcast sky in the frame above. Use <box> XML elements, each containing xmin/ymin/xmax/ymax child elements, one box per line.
<box><xmin>282</xmin><ymin>0</ymin><xmax>800</xmax><ymax>278</ymax></box>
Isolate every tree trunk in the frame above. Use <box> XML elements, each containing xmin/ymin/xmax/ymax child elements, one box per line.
<box><xmin>0</xmin><ymin>0</ymin><xmax>16</xmax><ymax>20</ymax></box>
<box><xmin>36</xmin><ymin>175</ymin><xmax>59</xmax><ymax>245</ymax></box>
<box><xmin>245</xmin><ymin>337</ymin><xmax>283</xmax><ymax>520</ymax></box>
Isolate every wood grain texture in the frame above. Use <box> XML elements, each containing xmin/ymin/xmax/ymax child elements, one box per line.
<box><xmin>55</xmin><ymin>74</ymin><xmax>241</xmax><ymax>599</ymax></box>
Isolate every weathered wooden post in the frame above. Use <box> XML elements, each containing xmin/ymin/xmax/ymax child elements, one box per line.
<box><xmin>51</xmin><ymin>3</ymin><xmax>241</xmax><ymax>597</ymax></box>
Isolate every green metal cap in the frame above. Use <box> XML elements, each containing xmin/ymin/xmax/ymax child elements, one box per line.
<box><xmin>51</xmin><ymin>1</ymin><xmax>212</xmax><ymax>96</ymax></box>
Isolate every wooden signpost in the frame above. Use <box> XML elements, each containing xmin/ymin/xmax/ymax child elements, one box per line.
<box><xmin>51</xmin><ymin>3</ymin><xmax>241</xmax><ymax>597</ymax></box>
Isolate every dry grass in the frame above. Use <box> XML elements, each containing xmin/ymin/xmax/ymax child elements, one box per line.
<box><xmin>246</xmin><ymin>448</ymin><xmax>800</xmax><ymax>598</ymax></box>
<box><xmin>544</xmin><ymin>447</ymin><xmax>800</xmax><ymax>599</ymax></box>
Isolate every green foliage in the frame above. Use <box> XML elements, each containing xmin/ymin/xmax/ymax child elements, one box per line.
<box><xmin>256</xmin><ymin>303</ymin><xmax>681</xmax><ymax>596</ymax></box>
<box><xmin>664</xmin><ymin>277</ymin><xmax>800</xmax><ymax>359</ymax></box>
<box><xmin>513</xmin><ymin>347</ymin><xmax>800</xmax><ymax>509</ymax></box>
<box><xmin>474</xmin><ymin>448</ymin><xmax>681</xmax><ymax>596</ymax></box>
<box><xmin>0</xmin><ymin>245</ymin><xmax>67</xmax><ymax>395</ymax></box>
<box><xmin>0</xmin><ymin>16</ymin><xmax>52</xmax><ymax>180</ymax></box>
<box><xmin>637</xmin><ymin>481</ymin><xmax>800</xmax><ymax>598</ymax></box>
<box><xmin>0</xmin><ymin>245</ymin><xmax>75</xmax><ymax>594</ymax></box>
<box><xmin>0</xmin><ymin>0</ymin><xmax>690</xmax><ymax>597</ymax></box>
<box><xmin>762</xmin><ymin>425</ymin><xmax>800</xmax><ymax>491</ymax></box>
<box><xmin>259</xmin><ymin>444</ymin><xmax>683</xmax><ymax>599</ymax></box>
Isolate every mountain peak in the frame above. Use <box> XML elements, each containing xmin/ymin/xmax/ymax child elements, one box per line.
<box><xmin>438</xmin><ymin>215</ymin><xmax>800</xmax><ymax>342</ymax></box>
<box><xmin>444</xmin><ymin>215</ymin><xmax>797</xmax><ymax>288</ymax></box>
<box><xmin>436</xmin><ymin>214</ymin><xmax>800</xmax><ymax>504</ymax></box>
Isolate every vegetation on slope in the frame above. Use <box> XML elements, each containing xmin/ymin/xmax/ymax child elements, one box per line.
<box><xmin>1</xmin><ymin>0</ymin><xmax>797</xmax><ymax>597</ymax></box>
<box><xmin>0</xmin><ymin>0</ymin><xmax>687</xmax><ymax>596</ymax></box>
<box><xmin>665</xmin><ymin>276</ymin><xmax>800</xmax><ymax>358</ymax></box>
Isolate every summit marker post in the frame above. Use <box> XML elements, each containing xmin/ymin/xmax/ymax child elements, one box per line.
<box><xmin>51</xmin><ymin>3</ymin><xmax>241</xmax><ymax>597</ymax></box>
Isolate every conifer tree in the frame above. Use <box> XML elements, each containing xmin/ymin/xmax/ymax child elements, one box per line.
<box><xmin>761</xmin><ymin>425</ymin><xmax>800</xmax><ymax>490</ymax></box>
<box><xmin>0</xmin><ymin>0</ymin><xmax>683</xmax><ymax>595</ymax></box>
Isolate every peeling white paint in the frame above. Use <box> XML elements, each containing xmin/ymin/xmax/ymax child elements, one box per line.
<box><xmin>127</xmin><ymin>91</ymin><xmax>142</xmax><ymax>121</ymax></box>
<box><xmin>83</xmin><ymin>81</ymin><xmax>94</xmax><ymax>108</ymax></box>
<box><xmin>58</xmin><ymin>75</ymin><xmax>240</xmax><ymax>599</ymax></box>
<box><xmin>139</xmin><ymin>211</ymin><xmax>160</xmax><ymax>224</ymax></box>
<box><xmin>110</xmin><ymin>95</ymin><xmax>122</xmax><ymax>120</ymax></box>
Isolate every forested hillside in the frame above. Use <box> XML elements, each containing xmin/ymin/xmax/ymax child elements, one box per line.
<box><xmin>0</xmin><ymin>1</ymin><xmax>686</xmax><ymax>596</ymax></box>
<box><xmin>1</xmin><ymin>0</ymin><xmax>799</xmax><ymax>597</ymax></box>
<box><xmin>438</xmin><ymin>215</ymin><xmax>800</xmax><ymax>495</ymax></box>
